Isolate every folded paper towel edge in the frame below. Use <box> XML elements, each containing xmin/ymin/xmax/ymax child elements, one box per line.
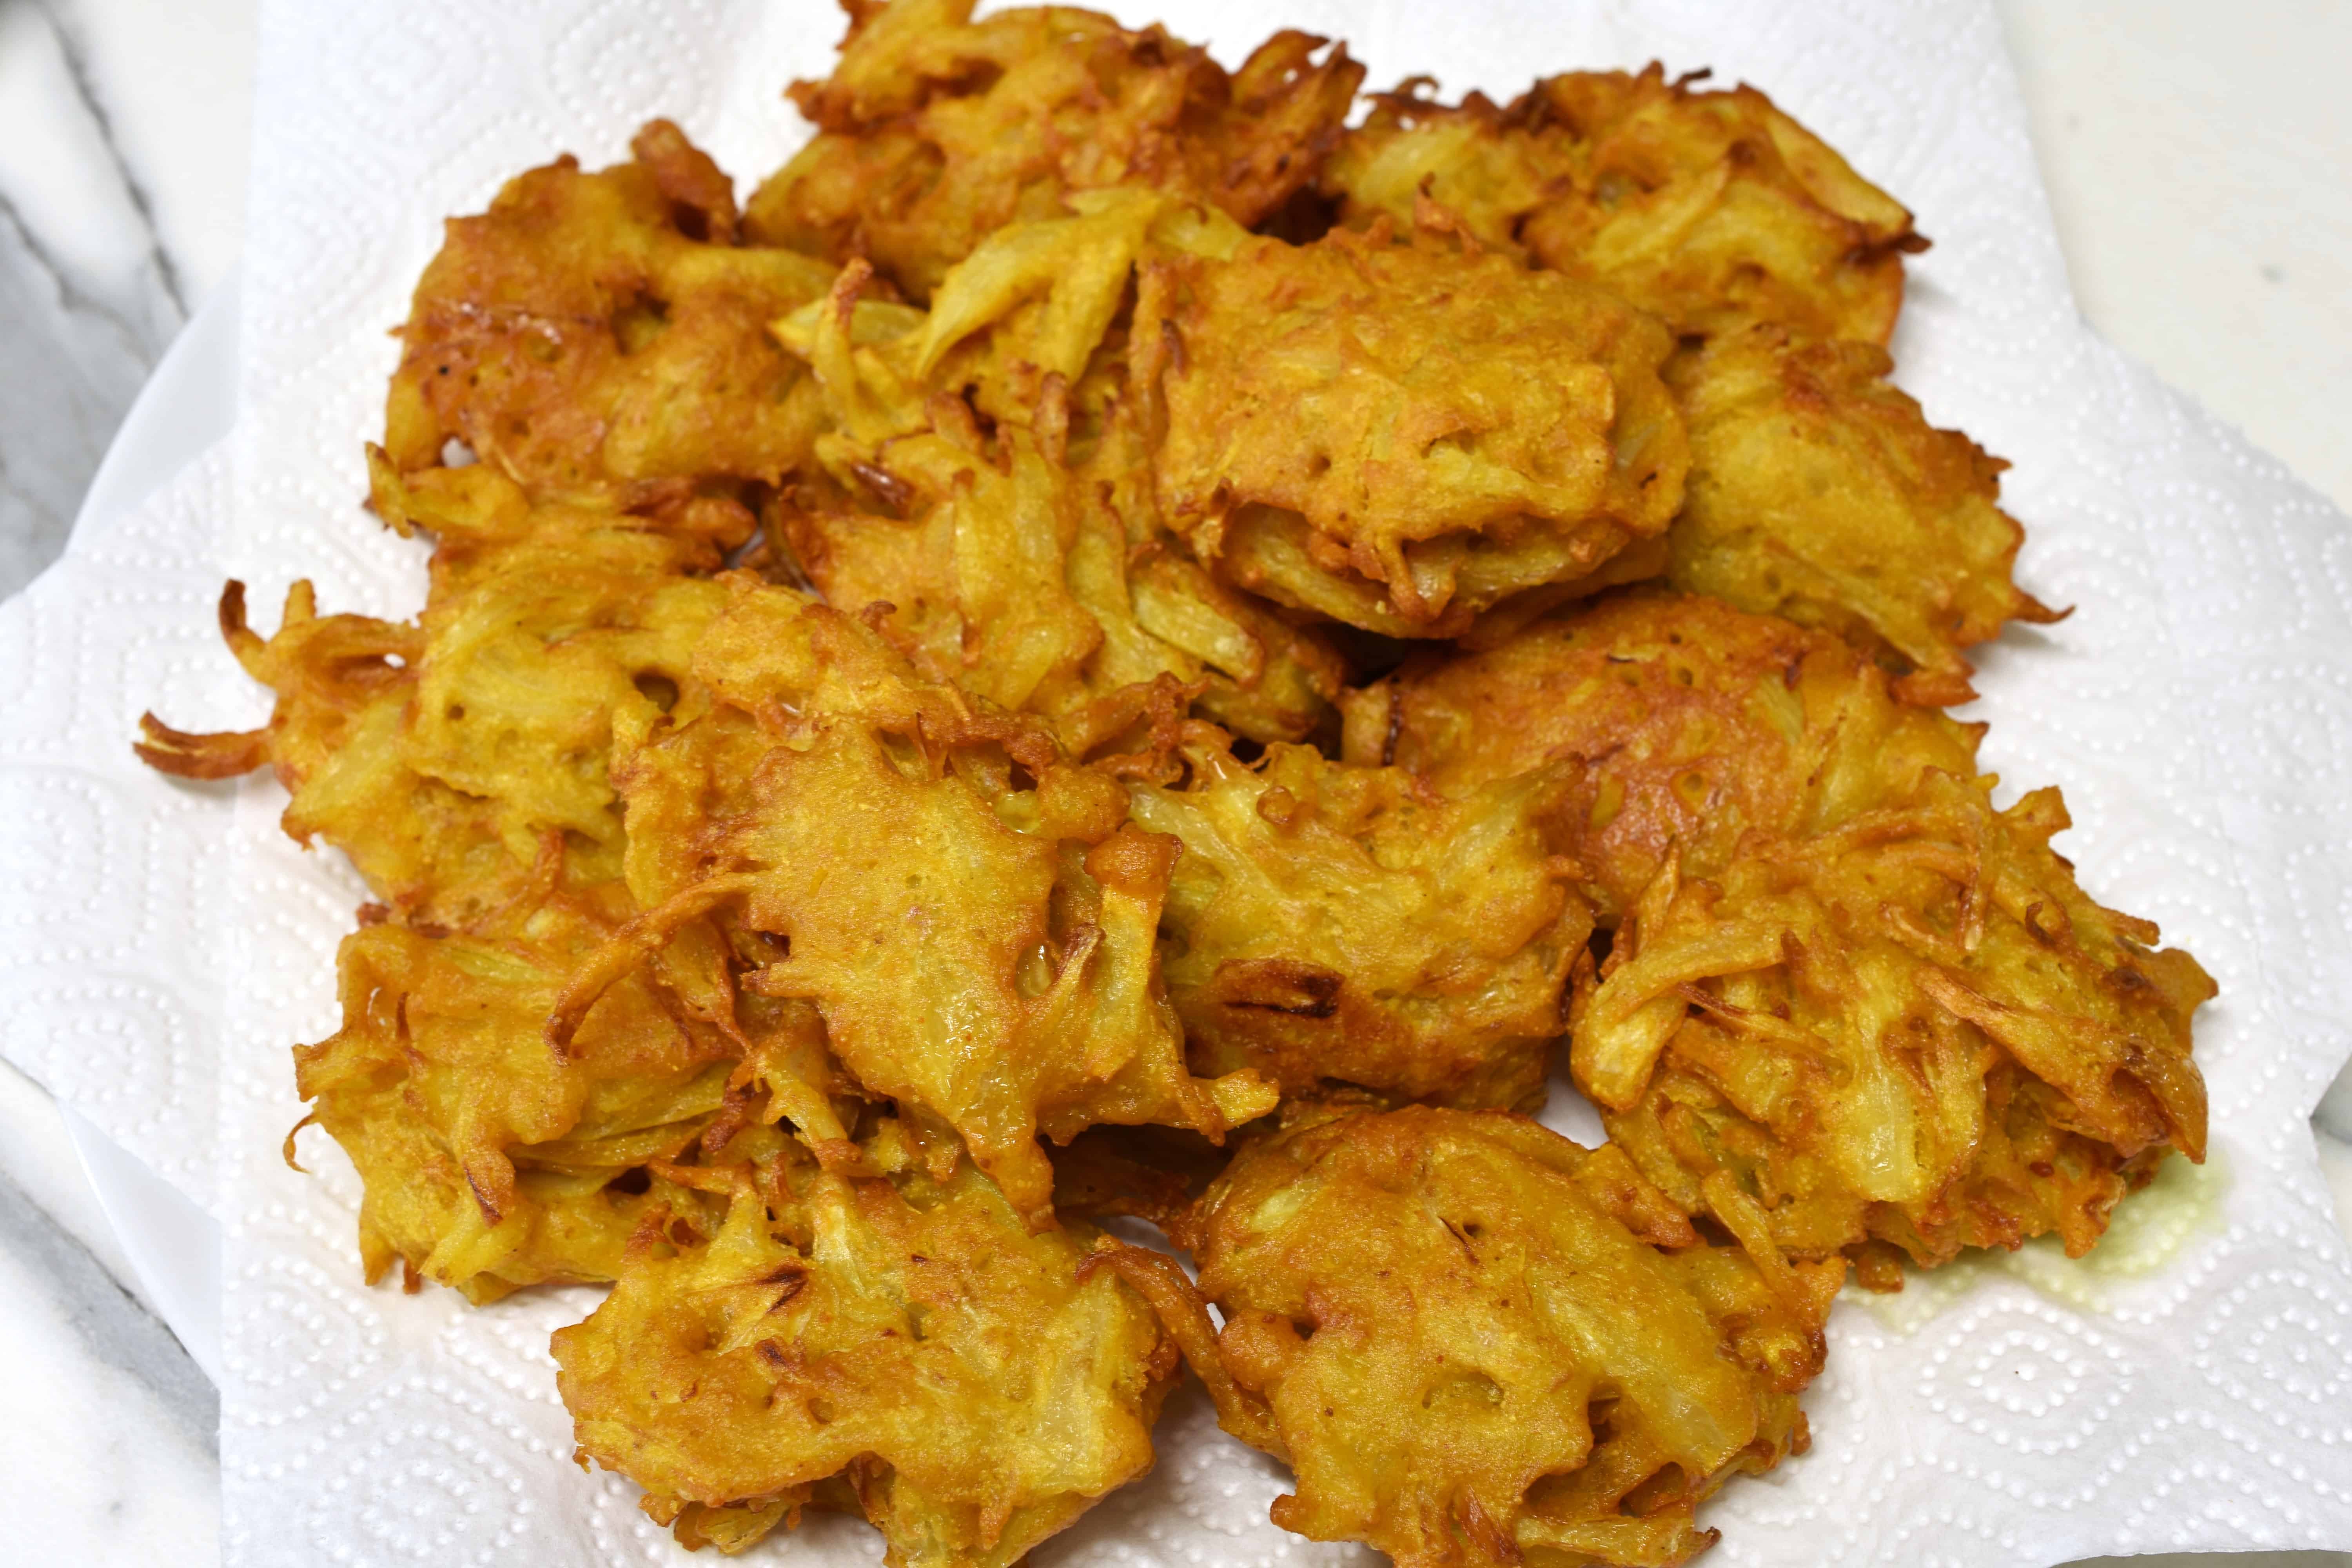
<box><xmin>59</xmin><ymin>1102</ymin><xmax>224</xmax><ymax>1388</ymax></box>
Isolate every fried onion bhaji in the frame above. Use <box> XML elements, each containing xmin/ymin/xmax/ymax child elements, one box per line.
<box><xmin>1123</xmin><ymin>726</ymin><xmax>1592</xmax><ymax>1111</ymax></box>
<box><xmin>1121</xmin><ymin>1104</ymin><xmax>1837</xmax><ymax>1568</ymax></box>
<box><xmin>1344</xmin><ymin>592</ymin><xmax>2213</xmax><ymax>1270</ymax></box>
<box><xmin>1134</xmin><ymin>224</ymin><xmax>1690</xmax><ymax>638</ymax></box>
<box><xmin>1342</xmin><ymin>592</ymin><xmax>1985</xmax><ymax>918</ymax></box>
<box><xmin>382</xmin><ymin>119</ymin><xmax>836</xmax><ymax>506</ymax></box>
<box><xmin>141</xmin><ymin>465</ymin><xmax>826</xmax><ymax>1298</ymax></box>
<box><xmin>140</xmin><ymin>459</ymin><xmax>742</xmax><ymax>926</ymax></box>
<box><xmin>296</xmin><ymin>909</ymin><xmax>776</xmax><ymax>1303</ymax></box>
<box><xmin>1664</xmin><ymin>325</ymin><xmax>2061</xmax><ymax>705</ymax></box>
<box><xmin>745</xmin><ymin>0</ymin><xmax>1362</xmax><ymax>301</ymax></box>
<box><xmin>555</xmin><ymin>1119</ymin><xmax>1179</xmax><ymax>1565</ymax></box>
<box><xmin>566</xmin><ymin>580</ymin><xmax>1276</xmax><ymax>1229</ymax></box>
<box><xmin>766</xmin><ymin>197</ymin><xmax>1348</xmax><ymax>748</ymax></box>
<box><xmin>1325</xmin><ymin>65</ymin><xmax>1922</xmax><ymax>345</ymax></box>
<box><xmin>1578</xmin><ymin>772</ymin><xmax>2212</xmax><ymax>1274</ymax></box>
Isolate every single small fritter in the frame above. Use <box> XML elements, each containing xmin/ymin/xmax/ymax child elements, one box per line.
<box><xmin>297</xmin><ymin>907</ymin><xmax>756</xmax><ymax>1303</ymax></box>
<box><xmin>1665</xmin><ymin>325</ymin><xmax>2062</xmax><ymax>705</ymax></box>
<box><xmin>383</xmin><ymin>120</ymin><xmax>835</xmax><ymax>505</ymax></box>
<box><xmin>555</xmin><ymin>1121</ymin><xmax>1180</xmax><ymax>1567</ymax></box>
<box><xmin>1142</xmin><ymin>1104</ymin><xmax>1837</xmax><ymax>1568</ymax></box>
<box><xmin>766</xmin><ymin>211</ymin><xmax>1347</xmax><ymax>751</ymax></box>
<box><xmin>1125</xmin><ymin>728</ymin><xmax>1591</xmax><ymax>1111</ymax></box>
<box><xmin>1577</xmin><ymin>773</ymin><xmax>2212</xmax><ymax>1271</ymax></box>
<box><xmin>138</xmin><ymin>463</ymin><xmax>739</xmax><ymax>926</ymax></box>
<box><xmin>1136</xmin><ymin>226</ymin><xmax>1688</xmax><ymax>637</ymax></box>
<box><xmin>1325</xmin><ymin>65</ymin><xmax>1921</xmax><ymax>345</ymax></box>
<box><xmin>749</xmin><ymin>0</ymin><xmax>1361</xmax><ymax>301</ymax></box>
<box><xmin>1342</xmin><ymin>591</ymin><xmax>1981</xmax><ymax>918</ymax></box>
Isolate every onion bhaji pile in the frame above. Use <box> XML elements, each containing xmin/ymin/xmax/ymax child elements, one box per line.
<box><xmin>136</xmin><ymin>4</ymin><xmax>2213</xmax><ymax>1564</ymax></box>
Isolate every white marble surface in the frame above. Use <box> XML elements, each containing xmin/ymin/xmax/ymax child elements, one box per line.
<box><xmin>0</xmin><ymin>1</ymin><xmax>2345</xmax><ymax>1565</ymax></box>
<box><xmin>1996</xmin><ymin>0</ymin><xmax>2352</xmax><ymax>521</ymax></box>
<box><xmin>0</xmin><ymin>1056</ymin><xmax>218</xmax><ymax>1560</ymax></box>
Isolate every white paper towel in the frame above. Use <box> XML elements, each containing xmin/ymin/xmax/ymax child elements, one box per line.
<box><xmin>0</xmin><ymin>441</ymin><xmax>251</xmax><ymax>1214</ymax></box>
<box><xmin>3</xmin><ymin>0</ymin><xmax>2348</xmax><ymax>1562</ymax></box>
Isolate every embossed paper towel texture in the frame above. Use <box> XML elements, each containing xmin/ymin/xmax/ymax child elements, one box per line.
<box><xmin>0</xmin><ymin>443</ymin><xmax>253</xmax><ymax>1213</ymax></box>
<box><xmin>76</xmin><ymin>0</ymin><xmax>2332</xmax><ymax>1562</ymax></box>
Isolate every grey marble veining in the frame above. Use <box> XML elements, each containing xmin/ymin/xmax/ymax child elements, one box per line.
<box><xmin>0</xmin><ymin>0</ymin><xmax>187</xmax><ymax>602</ymax></box>
<box><xmin>0</xmin><ymin>1108</ymin><xmax>215</xmax><ymax>1449</ymax></box>
<box><xmin>0</xmin><ymin>189</ymin><xmax>173</xmax><ymax>595</ymax></box>
<box><xmin>0</xmin><ymin>1058</ymin><xmax>219</xmax><ymax>1561</ymax></box>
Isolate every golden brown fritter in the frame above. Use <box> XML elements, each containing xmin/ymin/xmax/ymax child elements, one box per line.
<box><xmin>565</xmin><ymin>581</ymin><xmax>1277</xmax><ymax>1229</ymax></box>
<box><xmin>140</xmin><ymin>472</ymin><xmax>814</xmax><ymax>1297</ymax></box>
<box><xmin>382</xmin><ymin>120</ymin><xmax>835</xmax><ymax>506</ymax></box>
<box><xmin>294</xmin><ymin>901</ymin><xmax>788</xmax><ymax>1303</ymax></box>
<box><xmin>767</xmin><ymin>200</ymin><xmax>1349</xmax><ymax>750</ymax></box>
<box><xmin>555</xmin><ymin>1121</ymin><xmax>1179</xmax><ymax>1566</ymax></box>
<box><xmin>1342</xmin><ymin>590</ymin><xmax>1984</xmax><ymax>920</ymax></box>
<box><xmin>774</xmin><ymin>392</ymin><xmax>1347</xmax><ymax>751</ymax></box>
<box><xmin>138</xmin><ymin>466</ymin><xmax>740</xmax><ymax>927</ymax></box>
<box><xmin>1124</xmin><ymin>1104</ymin><xmax>1837</xmax><ymax>1568</ymax></box>
<box><xmin>1577</xmin><ymin>772</ymin><xmax>2213</xmax><ymax>1270</ymax></box>
<box><xmin>1134</xmin><ymin>226</ymin><xmax>1688</xmax><ymax>637</ymax></box>
<box><xmin>1343</xmin><ymin>592</ymin><xmax>2212</xmax><ymax>1269</ymax></box>
<box><xmin>1327</xmin><ymin>65</ymin><xmax>1921</xmax><ymax>345</ymax></box>
<box><xmin>1664</xmin><ymin>325</ymin><xmax>2061</xmax><ymax>705</ymax></box>
<box><xmin>746</xmin><ymin>0</ymin><xmax>1361</xmax><ymax>301</ymax></box>
<box><xmin>1124</xmin><ymin>728</ymin><xmax>1591</xmax><ymax>1111</ymax></box>
<box><xmin>784</xmin><ymin>473</ymin><xmax>1349</xmax><ymax>751</ymax></box>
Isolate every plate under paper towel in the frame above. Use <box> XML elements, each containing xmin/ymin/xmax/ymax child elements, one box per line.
<box><xmin>10</xmin><ymin>0</ymin><xmax>2345</xmax><ymax>1563</ymax></box>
